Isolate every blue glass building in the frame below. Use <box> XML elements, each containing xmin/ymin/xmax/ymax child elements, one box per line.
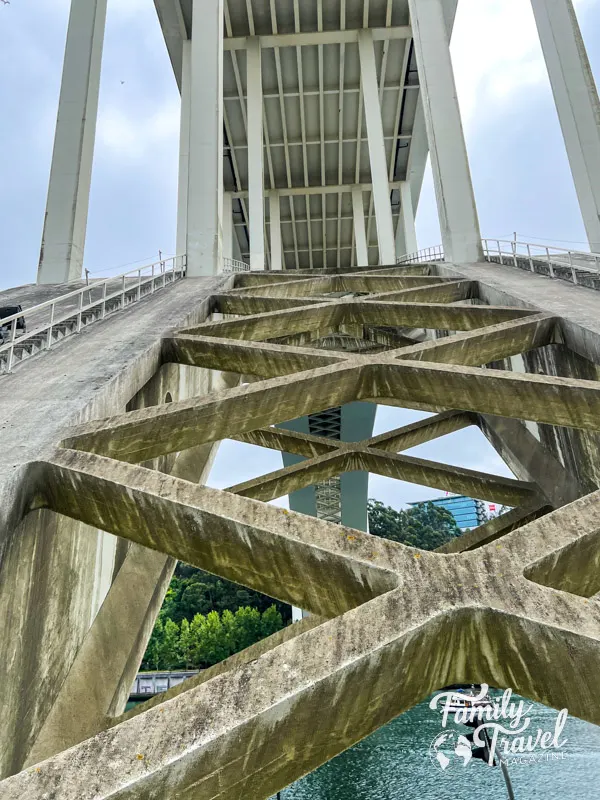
<box><xmin>409</xmin><ymin>495</ymin><xmax>487</xmax><ymax>530</ymax></box>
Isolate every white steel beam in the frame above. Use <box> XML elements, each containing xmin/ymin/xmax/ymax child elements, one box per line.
<box><xmin>153</xmin><ymin>0</ymin><xmax>187</xmax><ymax>90</ymax></box>
<box><xmin>358</xmin><ymin>30</ymin><xmax>396</xmax><ymax>265</ymax></box>
<box><xmin>187</xmin><ymin>0</ymin><xmax>224</xmax><ymax>275</ymax></box>
<box><xmin>247</xmin><ymin>37</ymin><xmax>265</xmax><ymax>271</ymax></box>
<box><xmin>176</xmin><ymin>39</ymin><xmax>191</xmax><ymax>258</ymax></box>
<box><xmin>352</xmin><ymin>188</ymin><xmax>369</xmax><ymax>267</ymax></box>
<box><xmin>531</xmin><ymin>0</ymin><xmax>600</xmax><ymax>253</ymax></box>
<box><xmin>398</xmin><ymin>181</ymin><xmax>418</xmax><ymax>257</ymax></box>
<box><xmin>408</xmin><ymin>0</ymin><xmax>482</xmax><ymax>264</ymax></box>
<box><xmin>270</xmin><ymin>193</ymin><xmax>283</xmax><ymax>270</ymax></box>
<box><xmin>223</xmin><ymin>192</ymin><xmax>233</xmax><ymax>261</ymax></box>
<box><xmin>224</xmin><ymin>26</ymin><xmax>412</xmax><ymax>51</ymax></box>
<box><xmin>37</xmin><ymin>0</ymin><xmax>107</xmax><ymax>284</ymax></box>
<box><xmin>231</xmin><ymin>181</ymin><xmax>402</xmax><ymax>199</ymax></box>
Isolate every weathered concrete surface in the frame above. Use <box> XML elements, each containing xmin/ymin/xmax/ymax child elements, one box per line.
<box><xmin>4</xmin><ymin>261</ymin><xmax>600</xmax><ymax>797</ymax></box>
<box><xmin>4</xmin><ymin>483</ymin><xmax>600</xmax><ymax>799</ymax></box>
<box><xmin>61</xmin><ymin>354</ymin><xmax>600</xmax><ymax>466</ymax></box>
<box><xmin>0</xmin><ymin>276</ymin><xmax>229</xmax><ymax>777</ymax></box>
<box><xmin>228</xmin><ymin>442</ymin><xmax>538</xmax><ymax>507</ymax></box>
<box><xmin>187</xmin><ymin>298</ymin><xmax>534</xmax><ymax>342</ymax></box>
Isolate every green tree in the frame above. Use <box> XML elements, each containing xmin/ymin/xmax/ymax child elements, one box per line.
<box><xmin>143</xmin><ymin>617</ymin><xmax>164</xmax><ymax>670</ymax></box>
<box><xmin>261</xmin><ymin>605</ymin><xmax>284</xmax><ymax>639</ymax></box>
<box><xmin>157</xmin><ymin>618</ymin><xmax>181</xmax><ymax>670</ymax></box>
<box><xmin>157</xmin><ymin>564</ymin><xmax>292</xmax><ymax>626</ymax></box>
<box><xmin>179</xmin><ymin>618</ymin><xmax>195</xmax><ymax>669</ymax></box>
<box><xmin>367</xmin><ymin>499</ymin><xmax>460</xmax><ymax>551</ymax></box>
<box><xmin>193</xmin><ymin>611</ymin><xmax>233</xmax><ymax>668</ymax></box>
<box><xmin>232</xmin><ymin>606</ymin><xmax>263</xmax><ymax>651</ymax></box>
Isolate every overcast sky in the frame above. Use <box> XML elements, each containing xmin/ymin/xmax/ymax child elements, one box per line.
<box><xmin>1</xmin><ymin>0</ymin><xmax>599</xmax><ymax>512</ymax></box>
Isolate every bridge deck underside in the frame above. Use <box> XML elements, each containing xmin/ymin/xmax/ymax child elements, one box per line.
<box><xmin>2</xmin><ymin>262</ymin><xmax>600</xmax><ymax>798</ymax></box>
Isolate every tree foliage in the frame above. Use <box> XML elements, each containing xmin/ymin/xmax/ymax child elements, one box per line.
<box><xmin>141</xmin><ymin>605</ymin><xmax>284</xmax><ymax>671</ymax></box>
<box><xmin>367</xmin><ymin>499</ymin><xmax>461</xmax><ymax>551</ymax></box>
<box><xmin>160</xmin><ymin>563</ymin><xmax>292</xmax><ymax>625</ymax></box>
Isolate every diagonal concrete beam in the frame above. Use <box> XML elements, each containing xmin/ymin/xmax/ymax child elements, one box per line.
<box><xmin>361</xmin><ymin>449</ymin><xmax>539</xmax><ymax>506</ymax></box>
<box><xmin>63</xmin><ymin>358</ymin><xmax>600</xmax><ymax>465</ymax></box>
<box><xmin>235</xmin><ymin>426</ymin><xmax>339</xmax><ymax>458</ymax></box>
<box><xmin>227</xmin><ymin>276</ymin><xmax>337</xmax><ymax>298</ymax></box>
<box><xmin>7</xmin><ymin>493</ymin><xmax>600</xmax><ymax>798</ymax></box>
<box><xmin>23</xmin><ymin>545</ymin><xmax>175</xmax><ymax>768</ymax></box>
<box><xmin>394</xmin><ymin>313</ymin><xmax>557</xmax><ymax>366</ymax></box>
<box><xmin>182</xmin><ymin>301</ymin><xmax>343</xmax><ymax>341</ymax></box>
<box><xmin>351</xmin><ymin>300</ymin><xmax>535</xmax><ymax>331</ymax></box>
<box><xmin>39</xmin><ymin>450</ymin><xmax>398</xmax><ymax>617</ymax></box>
<box><xmin>163</xmin><ymin>335</ymin><xmax>343</xmax><ymax>378</ymax></box>
<box><xmin>62</xmin><ymin>362</ymin><xmax>365</xmax><ymax>463</ymax></box>
<box><xmin>478</xmin><ymin>414</ymin><xmax>584</xmax><ymax>508</ymax></box>
<box><xmin>367</xmin><ymin>279</ymin><xmax>475</xmax><ymax>304</ymax></box>
<box><xmin>380</xmin><ymin>361</ymin><xmax>600</xmax><ymax>431</ymax></box>
<box><xmin>228</xmin><ymin>440</ymin><xmax>537</xmax><ymax>506</ymax></box>
<box><xmin>227</xmin><ymin>451</ymin><xmax>357</xmax><ymax>502</ymax></box>
<box><xmin>336</xmin><ymin>275</ymin><xmax>452</xmax><ymax>294</ymax></box>
<box><xmin>437</xmin><ymin>501</ymin><xmax>552</xmax><ymax>554</ymax></box>
<box><xmin>181</xmin><ymin>298</ymin><xmax>535</xmax><ymax>343</ymax></box>
<box><xmin>211</xmin><ymin>293</ymin><xmax>325</xmax><ymax>314</ymax></box>
<box><xmin>367</xmin><ymin>410</ymin><xmax>475</xmax><ymax>451</ymax></box>
<box><xmin>229</xmin><ymin>264</ymin><xmax>432</xmax><ymax>290</ymax></box>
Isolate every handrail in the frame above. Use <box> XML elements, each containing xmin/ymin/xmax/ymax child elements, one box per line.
<box><xmin>482</xmin><ymin>238</ymin><xmax>600</xmax><ymax>282</ymax></box>
<box><xmin>222</xmin><ymin>257</ymin><xmax>250</xmax><ymax>273</ymax></box>
<box><xmin>0</xmin><ymin>254</ymin><xmax>187</xmax><ymax>373</ymax></box>
<box><xmin>397</xmin><ymin>245</ymin><xmax>444</xmax><ymax>264</ymax></box>
<box><xmin>397</xmin><ymin>239</ymin><xmax>600</xmax><ymax>283</ymax></box>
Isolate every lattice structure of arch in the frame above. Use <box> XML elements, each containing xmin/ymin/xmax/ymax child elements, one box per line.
<box><xmin>3</xmin><ymin>263</ymin><xmax>600</xmax><ymax>799</ymax></box>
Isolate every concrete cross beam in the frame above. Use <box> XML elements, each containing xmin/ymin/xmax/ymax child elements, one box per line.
<box><xmin>162</xmin><ymin>335</ymin><xmax>344</xmax><ymax>379</ymax></box>
<box><xmin>5</xmin><ymin>260</ymin><xmax>600</xmax><ymax>796</ymax></box>
<box><xmin>185</xmin><ymin>299</ymin><xmax>535</xmax><ymax>342</ymax></box>
<box><xmin>228</xmin><ymin>444</ymin><xmax>538</xmax><ymax>507</ymax></box>
<box><xmin>394</xmin><ymin>313</ymin><xmax>558</xmax><ymax>366</ymax></box>
<box><xmin>5</xmin><ymin>461</ymin><xmax>600</xmax><ymax>798</ymax></box>
<box><xmin>367</xmin><ymin>279</ymin><xmax>475</xmax><ymax>303</ymax></box>
<box><xmin>227</xmin><ymin>273</ymin><xmax>455</xmax><ymax>299</ymax></box>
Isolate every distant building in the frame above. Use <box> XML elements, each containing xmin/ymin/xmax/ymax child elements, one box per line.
<box><xmin>409</xmin><ymin>496</ymin><xmax>487</xmax><ymax>531</ymax></box>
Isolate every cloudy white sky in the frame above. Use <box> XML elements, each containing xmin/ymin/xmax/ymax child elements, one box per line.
<box><xmin>1</xmin><ymin>0</ymin><xmax>599</xmax><ymax>512</ymax></box>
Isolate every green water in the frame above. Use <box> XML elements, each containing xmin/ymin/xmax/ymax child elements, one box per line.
<box><xmin>275</xmin><ymin>699</ymin><xmax>600</xmax><ymax>800</ymax></box>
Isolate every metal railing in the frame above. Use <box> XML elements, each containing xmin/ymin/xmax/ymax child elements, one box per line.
<box><xmin>482</xmin><ymin>239</ymin><xmax>600</xmax><ymax>282</ymax></box>
<box><xmin>397</xmin><ymin>239</ymin><xmax>600</xmax><ymax>286</ymax></box>
<box><xmin>0</xmin><ymin>254</ymin><xmax>186</xmax><ymax>374</ymax></box>
<box><xmin>222</xmin><ymin>257</ymin><xmax>251</xmax><ymax>273</ymax></box>
<box><xmin>396</xmin><ymin>245</ymin><xmax>444</xmax><ymax>264</ymax></box>
<box><xmin>130</xmin><ymin>671</ymin><xmax>199</xmax><ymax>700</ymax></box>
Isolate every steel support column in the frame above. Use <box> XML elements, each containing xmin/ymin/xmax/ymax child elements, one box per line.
<box><xmin>398</xmin><ymin>181</ymin><xmax>418</xmax><ymax>258</ymax></box>
<box><xmin>531</xmin><ymin>0</ymin><xmax>600</xmax><ymax>253</ymax></box>
<box><xmin>270</xmin><ymin>193</ymin><xmax>282</xmax><ymax>271</ymax></box>
<box><xmin>357</xmin><ymin>30</ymin><xmax>396</xmax><ymax>266</ymax></box>
<box><xmin>176</xmin><ymin>40</ymin><xmax>191</xmax><ymax>259</ymax></box>
<box><xmin>247</xmin><ymin>37</ymin><xmax>265</xmax><ymax>271</ymax></box>
<box><xmin>352</xmin><ymin>188</ymin><xmax>369</xmax><ymax>267</ymax></box>
<box><xmin>187</xmin><ymin>0</ymin><xmax>224</xmax><ymax>276</ymax></box>
<box><xmin>223</xmin><ymin>192</ymin><xmax>233</xmax><ymax>262</ymax></box>
<box><xmin>408</xmin><ymin>0</ymin><xmax>483</xmax><ymax>264</ymax></box>
<box><xmin>37</xmin><ymin>0</ymin><xmax>107</xmax><ymax>284</ymax></box>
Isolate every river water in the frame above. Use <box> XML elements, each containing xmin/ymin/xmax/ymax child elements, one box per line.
<box><xmin>276</xmin><ymin>697</ymin><xmax>600</xmax><ymax>800</ymax></box>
